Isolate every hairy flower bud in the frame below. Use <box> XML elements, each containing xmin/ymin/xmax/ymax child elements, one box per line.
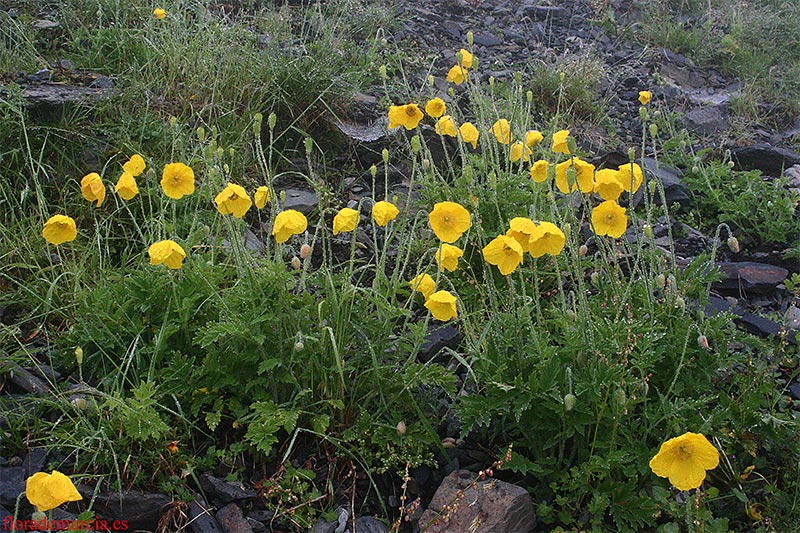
<box><xmin>379</xmin><ymin>64</ymin><xmax>387</xmax><ymax>80</ymax></box>
<box><xmin>382</xmin><ymin>148</ymin><xmax>390</xmax><ymax>164</ymax></box>
<box><xmin>268</xmin><ymin>112</ymin><xmax>277</xmax><ymax>130</ymax></box>
<box><xmin>639</xmin><ymin>106</ymin><xmax>648</xmax><ymax>122</ymax></box>
<box><xmin>410</xmin><ymin>135</ymin><xmax>421</xmax><ymax>154</ymax></box>
<box><xmin>698</xmin><ymin>334</ymin><xmax>710</xmax><ymax>350</ymax></box>
<box><xmin>75</xmin><ymin>346</ymin><xmax>83</xmax><ymax>365</ymax></box>
<box><xmin>628</xmin><ymin>147</ymin><xmax>636</xmax><ymax>162</ymax></box>
<box><xmin>563</xmin><ymin>393</ymin><xmax>577</xmax><ymax>411</ymax></box>
<box><xmin>649</xmin><ymin>123</ymin><xmax>658</xmax><ymax>138</ymax></box>
<box><xmin>613</xmin><ymin>388</ymin><xmax>627</xmax><ymax>408</ymax></box>
<box><xmin>727</xmin><ymin>236</ymin><xmax>740</xmax><ymax>253</ymax></box>
<box><xmin>526</xmin><ymin>90</ymin><xmax>533</xmax><ymax>103</ymax></box>
<box><xmin>467</xmin><ymin>31</ymin><xmax>474</xmax><ymax>46</ymax></box>
<box><xmin>291</xmin><ymin>256</ymin><xmax>301</xmax><ymax>270</ymax></box>
<box><xmin>197</xmin><ymin>126</ymin><xmax>205</xmax><ymax>142</ymax></box>
<box><xmin>294</xmin><ymin>340</ymin><xmax>304</xmax><ymax>352</ymax></box>
<box><xmin>579</xmin><ymin>244</ymin><xmax>588</xmax><ymax>257</ymax></box>
<box><xmin>643</xmin><ymin>224</ymin><xmax>653</xmax><ymax>238</ymax></box>
<box><xmin>370</xmin><ymin>164</ymin><xmax>378</xmax><ymax>179</ymax></box>
<box><xmin>396</xmin><ymin>421</ymin><xmax>407</xmax><ymax>437</ymax></box>
<box><xmin>300</xmin><ymin>243</ymin><xmax>312</xmax><ymax>259</ymax></box>
<box><xmin>655</xmin><ymin>273</ymin><xmax>666</xmax><ymax>289</ymax></box>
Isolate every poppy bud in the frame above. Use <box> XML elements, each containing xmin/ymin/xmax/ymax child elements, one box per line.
<box><xmin>467</xmin><ymin>31</ymin><xmax>474</xmax><ymax>46</ymax></box>
<box><xmin>169</xmin><ymin>116</ymin><xmax>177</xmax><ymax>127</ymax></box>
<box><xmin>489</xmin><ymin>76</ymin><xmax>495</xmax><ymax>87</ymax></box>
<box><xmin>229</xmin><ymin>148</ymin><xmax>235</xmax><ymax>158</ymax></box>
<box><xmin>514</xmin><ymin>71</ymin><xmax>523</xmax><ymax>86</ymax></box>
<box><xmin>579</xmin><ymin>244</ymin><xmax>588</xmax><ymax>257</ymax></box>
<box><xmin>223</xmin><ymin>163</ymin><xmax>230</xmax><ymax>175</ymax></box>
<box><xmin>698</xmin><ymin>334</ymin><xmax>710</xmax><ymax>350</ymax></box>
<box><xmin>71</xmin><ymin>397</ymin><xmax>87</xmax><ymax>410</ymax></box>
<box><xmin>727</xmin><ymin>236</ymin><xmax>740</xmax><ymax>253</ymax></box>
<box><xmin>379</xmin><ymin>64</ymin><xmax>387</xmax><ymax>80</ymax></box>
<box><xmin>370</xmin><ymin>164</ymin><xmax>378</xmax><ymax>179</ymax></box>
<box><xmin>655</xmin><ymin>273</ymin><xmax>666</xmax><ymax>289</ymax></box>
<box><xmin>674</xmin><ymin>295</ymin><xmax>686</xmax><ymax>311</ymax></box>
<box><xmin>268</xmin><ymin>112</ymin><xmax>277</xmax><ymax>130</ymax></box>
<box><xmin>294</xmin><ymin>340</ymin><xmax>304</xmax><ymax>352</ymax></box>
<box><xmin>305</xmin><ymin>137</ymin><xmax>314</xmax><ymax>154</ymax></box>
<box><xmin>526</xmin><ymin>90</ymin><xmax>533</xmax><ymax>103</ymax></box>
<box><xmin>613</xmin><ymin>388</ymin><xmax>626</xmax><ymax>408</ymax></box>
<box><xmin>639</xmin><ymin>106</ymin><xmax>648</xmax><ymax>121</ymax></box>
<box><xmin>75</xmin><ymin>346</ymin><xmax>83</xmax><ymax>365</ymax></box>
<box><xmin>728</xmin><ymin>160</ymin><xmax>735</xmax><ymax>169</ymax></box>
<box><xmin>280</xmin><ymin>190</ymin><xmax>286</xmax><ymax>203</ymax></box>
<box><xmin>396</xmin><ymin>421</ymin><xmax>407</xmax><ymax>436</ymax></box>
<box><xmin>628</xmin><ymin>147</ymin><xmax>636</xmax><ymax>162</ymax></box>
<box><xmin>692</xmin><ymin>165</ymin><xmax>699</xmax><ymax>173</ymax></box>
<box><xmin>563</xmin><ymin>393</ymin><xmax>577</xmax><ymax>411</ymax></box>
<box><xmin>253</xmin><ymin>113</ymin><xmax>263</xmax><ymax>136</ymax></box>
<box><xmin>382</xmin><ymin>148</ymin><xmax>390</xmax><ymax>164</ymax></box>
<box><xmin>427</xmin><ymin>75</ymin><xmax>434</xmax><ymax>87</ymax></box>
<box><xmin>590</xmin><ymin>271</ymin><xmax>600</xmax><ymax>287</ymax></box>
<box><xmin>411</xmin><ymin>135</ymin><xmax>421</xmax><ymax>153</ymax></box>
<box><xmin>422</xmin><ymin>158</ymin><xmax>430</xmax><ymax>170</ymax></box>
<box><xmin>291</xmin><ymin>256</ymin><xmax>301</xmax><ymax>270</ymax></box>
<box><xmin>649</xmin><ymin>124</ymin><xmax>658</xmax><ymax>138</ymax></box>
<box><xmin>300</xmin><ymin>243</ymin><xmax>312</xmax><ymax>259</ymax></box>
<box><xmin>197</xmin><ymin>126</ymin><xmax>205</xmax><ymax>142</ymax></box>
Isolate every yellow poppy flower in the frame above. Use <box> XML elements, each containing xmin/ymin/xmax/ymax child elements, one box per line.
<box><xmin>528</xmin><ymin>160</ymin><xmax>548</xmax><ymax>184</ymax></box>
<box><xmin>424</xmin><ymin>290</ymin><xmax>458</xmax><ymax>321</ymax></box>
<box><xmin>25</xmin><ymin>471</ymin><xmax>82</xmax><ymax>512</ymax></box>
<box><xmin>80</xmin><ymin>172</ymin><xmax>105</xmax><ymax>207</ymax></box>
<box><xmin>409</xmin><ymin>274</ymin><xmax>435</xmax><ymax>300</ymax></box>
<box><xmin>457</xmin><ymin>49</ymin><xmax>473</xmax><ymax>69</ymax></box>
<box><xmin>435</xmin><ymin>243</ymin><xmax>463</xmax><ymax>272</ymax></box>
<box><xmin>617</xmin><ymin>162</ymin><xmax>644</xmax><ymax>192</ymax></box>
<box><xmin>552</xmin><ymin>129</ymin><xmax>571</xmax><ymax>154</ymax></box>
<box><xmin>528</xmin><ymin>221</ymin><xmax>565</xmax><ymax>257</ymax></box>
<box><xmin>153</xmin><ymin>8</ymin><xmax>166</xmax><ymax>19</ymax></box>
<box><xmin>491</xmin><ymin>119</ymin><xmax>512</xmax><ymax>144</ymax></box>
<box><xmin>161</xmin><ymin>162</ymin><xmax>195</xmax><ymax>199</ymax></box>
<box><xmin>593</xmin><ymin>168</ymin><xmax>624</xmax><ymax>201</ymax></box>
<box><xmin>555</xmin><ymin>157</ymin><xmax>595</xmax><ymax>194</ymax></box>
<box><xmin>525</xmin><ymin>130</ymin><xmax>544</xmax><ymax>147</ymax></box>
<box><xmin>372</xmin><ymin>201</ymin><xmax>399</xmax><ymax>226</ymax></box>
<box><xmin>333</xmin><ymin>207</ymin><xmax>359</xmax><ymax>235</ymax></box>
<box><xmin>148</xmin><ymin>240</ymin><xmax>186</xmax><ymax>269</ymax></box>
<box><xmin>122</xmin><ymin>154</ymin><xmax>146</xmax><ymax>177</ymax></box>
<box><xmin>506</xmin><ymin>217</ymin><xmax>537</xmax><ymax>253</ymax></box>
<box><xmin>428</xmin><ymin>201</ymin><xmax>471</xmax><ymax>243</ymax></box>
<box><xmin>388</xmin><ymin>103</ymin><xmax>424</xmax><ymax>130</ymax></box>
<box><xmin>425</xmin><ymin>98</ymin><xmax>446</xmax><ymax>118</ymax></box>
<box><xmin>214</xmin><ymin>183</ymin><xmax>252</xmax><ymax>218</ymax></box>
<box><xmin>254</xmin><ymin>186</ymin><xmax>270</xmax><ymax>209</ymax></box>
<box><xmin>272</xmin><ymin>209</ymin><xmax>308</xmax><ymax>243</ymax></box>
<box><xmin>435</xmin><ymin>115</ymin><xmax>458</xmax><ymax>137</ymax></box>
<box><xmin>482</xmin><ymin>235</ymin><xmax>523</xmax><ymax>275</ymax></box>
<box><xmin>446</xmin><ymin>65</ymin><xmax>468</xmax><ymax>85</ymax></box>
<box><xmin>649</xmin><ymin>432</ymin><xmax>719</xmax><ymax>491</ymax></box>
<box><xmin>459</xmin><ymin>122</ymin><xmax>479</xmax><ymax>149</ymax></box>
<box><xmin>591</xmin><ymin>200</ymin><xmax>628</xmax><ymax>238</ymax></box>
<box><xmin>638</xmin><ymin>90</ymin><xmax>652</xmax><ymax>105</ymax></box>
<box><xmin>42</xmin><ymin>215</ymin><xmax>77</xmax><ymax>245</ymax></box>
<box><xmin>114</xmin><ymin>172</ymin><xmax>139</xmax><ymax>200</ymax></box>
<box><xmin>509</xmin><ymin>141</ymin><xmax>532</xmax><ymax>163</ymax></box>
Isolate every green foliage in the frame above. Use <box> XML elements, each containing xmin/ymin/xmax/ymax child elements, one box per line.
<box><xmin>682</xmin><ymin>160</ymin><xmax>800</xmax><ymax>247</ymax></box>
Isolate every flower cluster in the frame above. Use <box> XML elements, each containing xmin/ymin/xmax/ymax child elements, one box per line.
<box><xmin>483</xmin><ymin>217</ymin><xmax>566</xmax><ymax>276</ymax></box>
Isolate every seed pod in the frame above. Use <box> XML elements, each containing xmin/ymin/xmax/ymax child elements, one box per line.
<box><xmin>563</xmin><ymin>393</ymin><xmax>577</xmax><ymax>411</ymax></box>
<box><xmin>579</xmin><ymin>244</ymin><xmax>588</xmax><ymax>257</ymax></box>
<box><xmin>613</xmin><ymin>388</ymin><xmax>627</xmax><ymax>408</ymax></box>
<box><xmin>396</xmin><ymin>421</ymin><xmax>407</xmax><ymax>437</ymax></box>
<box><xmin>300</xmin><ymin>243</ymin><xmax>312</xmax><ymax>259</ymax></box>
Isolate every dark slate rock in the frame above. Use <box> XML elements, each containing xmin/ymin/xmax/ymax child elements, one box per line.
<box><xmin>682</xmin><ymin>106</ymin><xmax>728</xmax><ymax>134</ymax></box>
<box><xmin>89</xmin><ymin>75</ymin><xmax>115</xmax><ymax>89</ymax></box>
<box><xmin>789</xmin><ymin>381</ymin><xmax>800</xmax><ymax>400</ymax></box>
<box><xmin>216</xmin><ymin>503</ymin><xmax>253</xmax><ymax>533</ymax></box>
<box><xmin>92</xmin><ymin>491</ymin><xmax>171</xmax><ymax>531</ymax></box>
<box><xmin>714</xmin><ymin>262</ymin><xmax>789</xmax><ymax>294</ymax></box>
<box><xmin>731</xmin><ymin>143</ymin><xmax>800</xmax><ymax>175</ymax></box>
<box><xmin>311</xmin><ymin>518</ymin><xmax>337</xmax><ymax>533</ymax></box>
<box><xmin>640</xmin><ymin>157</ymin><xmax>691</xmax><ymax>209</ymax></box>
<box><xmin>187</xmin><ymin>496</ymin><xmax>223</xmax><ymax>532</ymax></box>
<box><xmin>280</xmin><ymin>188</ymin><xmax>319</xmax><ymax>215</ymax></box>
<box><xmin>0</xmin><ymin>466</ymin><xmax>24</xmax><ymax>508</ymax></box>
<box><xmin>418</xmin><ymin>325</ymin><xmax>463</xmax><ymax>363</ymax></box>
<box><xmin>705</xmin><ymin>296</ymin><xmax>797</xmax><ymax>345</ymax></box>
<box><xmin>352</xmin><ymin>516</ymin><xmax>388</xmax><ymax>533</ymax></box>
<box><xmin>22</xmin><ymin>448</ymin><xmax>47</xmax><ymax>477</ymax></box>
<box><xmin>200</xmin><ymin>474</ymin><xmax>257</xmax><ymax>504</ymax></box>
<box><xmin>441</xmin><ymin>20</ymin><xmax>462</xmax><ymax>39</ymax></box>
<box><xmin>472</xmin><ymin>32</ymin><xmax>503</xmax><ymax>47</ymax></box>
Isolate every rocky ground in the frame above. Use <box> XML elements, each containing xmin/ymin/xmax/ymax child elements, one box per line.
<box><xmin>1</xmin><ymin>0</ymin><xmax>799</xmax><ymax>532</ymax></box>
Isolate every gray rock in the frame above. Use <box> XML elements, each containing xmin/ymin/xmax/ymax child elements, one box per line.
<box><xmin>640</xmin><ymin>157</ymin><xmax>691</xmax><ymax>209</ymax></box>
<box><xmin>216</xmin><ymin>503</ymin><xmax>253</xmax><ymax>533</ymax></box>
<box><xmin>472</xmin><ymin>32</ymin><xmax>503</xmax><ymax>47</ymax></box>
<box><xmin>200</xmin><ymin>474</ymin><xmax>257</xmax><ymax>504</ymax></box>
<box><xmin>418</xmin><ymin>325</ymin><xmax>462</xmax><ymax>363</ymax></box>
<box><xmin>280</xmin><ymin>188</ymin><xmax>319</xmax><ymax>215</ymax></box>
<box><xmin>731</xmin><ymin>143</ymin><xmax>800</xmax><ymax>175</ymax></box>
<box><xmin>682</xmin><ymin>106</ymin><xmax>728</xmax><ymax>134</ymax></box>
<box><xmin>92</xmin><ymin>491</ymin><xmax>171</xmax><ymax>531</ymax></box>
<box><xmin>705</xmin><ymin>296</ymin><xmax>797</xmax><ymax>345</ymax></box>
<box><xmin>418</xmin><ymin>470</ymin><xmax>536</xmax><ymax>532</ymax></box>
<box><xmin>784</xmin><ymin>305</ymin><xmax>800</xmax><ymax>331</ymax></box>
<box><xmin>187</xmin><ymin>497</ymin><xmax>223</xmax><ymax>532</ymax></box>
<box><xmin>31</xmin><ymin>19</ymin><xmax>60</xmax><ymax>30</ymax></box>
<box><xmin>715</xmin><ymin>262</ymin><xmax>789</xmax><ymax>294</ymax></box>
<box><xmin>0</xmin><ymin>466</ymin><xmax>24</xmax><ymax>508</ymax></box>
<box><xmin>352</xmin><ymin>516</ymin><xmax>388</xmax><ymax>533</ymax></box>
<box><xmin>311</xmin><ymin>518</ymin><xmax>337</xmax><ymax>533</ymax></box>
